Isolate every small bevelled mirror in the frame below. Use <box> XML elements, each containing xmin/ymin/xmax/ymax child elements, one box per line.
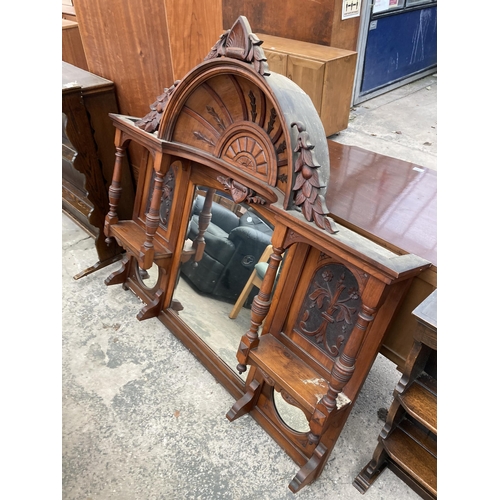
<box><xmin>273</xmin><ymin>390</ymin><xmax>310</xmax><ymax>433</ymax></box>
<box><xmin>136</xmin><ymin>261</ymin><xmax>160</xmax><ymax>290</ymax></box>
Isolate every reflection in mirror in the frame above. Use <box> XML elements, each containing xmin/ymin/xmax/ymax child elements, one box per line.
<box><xmin>136</xmin><ymin>261</ymin><xmax>160</xmax><ymax>290</ymax></box>
<box><xmin>172</xmin><ymin>185</ymin><xmax>276</xmax><ymax>380</ymax></box>
<box><xmin>273</xmin><ymin>389</ymin><xmax>311</xmax><ymax>433</ymax></box>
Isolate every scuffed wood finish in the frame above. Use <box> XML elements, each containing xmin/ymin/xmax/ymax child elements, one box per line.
<box><xmin>223</xmin><ymin>0</ymin><xmax>360</xmax><ymax>51</ymax></box>
<box><xmin>100</xmin><ymin>16</ymin><xmax>431</xmax><ymax>493</ymax></box>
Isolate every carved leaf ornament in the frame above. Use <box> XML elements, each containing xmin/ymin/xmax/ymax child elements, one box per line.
<box><xmin>204</xmin><ymin>18</ymin><xmax>270</xmax><ymax>77</ymax></box>
<box><xmin>136</xmin><ymin>81</ymin><xmax>181</xmax><ymax>132</ymax></box>
<box><xmin>292</xmin><ymin>122</ymin><xmax>338</xmax><ymax>234</ymax></box>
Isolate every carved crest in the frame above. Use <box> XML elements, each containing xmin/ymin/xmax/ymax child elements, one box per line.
<box><xmin>205</xmin><ymin>16</ymin><xmax>270</xmax><ymax>77</ymax></box>
<box><xmin>292</xmin><ymin>122</ymin><xmax>338</xmax><ymax>234</ymax></box>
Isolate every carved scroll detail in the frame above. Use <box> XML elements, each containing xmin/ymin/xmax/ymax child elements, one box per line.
<box><xmin>217</xmin><ymin>176</ymin><xmax>266</xmax><ymax>205</ymax></box>
<box><xmin>280</xmin><ymin>390</ymin><xmax>301</xmax><ymax>410</ymax></box>
<box><xmin>205</xmin><ymin>16</ymin><xmax>270</xmax><ymax>77</ymax></box>
<box><xmin>291</xmin><ymin>122</ymin><xmax>338</xmax><ymax>234</ymax></box>
<box><xmin>136</xmin><ymin>80</ymin><xmax>180</xmax><ymax>133</ymax></box>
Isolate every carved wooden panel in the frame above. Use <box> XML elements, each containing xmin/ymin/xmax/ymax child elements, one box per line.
<box><xmin>294</xmin><ymin>263</ymin><xmax>362</xmax><ymax>360</ymax></box>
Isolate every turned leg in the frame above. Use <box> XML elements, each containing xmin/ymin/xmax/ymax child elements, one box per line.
<box><xmin>104</xmin><ymin>143</ymin><xmax>127</xmax><ymax>244</ymax></box>
<box><xmin>308</xmin><ymin>304</ymin><xmax>377</xmax><ymax>445</ymax></box>
<box><xmin>191</xmin><ymin>188</ymin><xmax>215</xmax><ymax>263</ymax></box>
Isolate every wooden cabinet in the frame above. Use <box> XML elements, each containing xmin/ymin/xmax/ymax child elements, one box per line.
<box><xmin>62</xmin><ymin>19</ymin><xmax>88</xmax><ymax>71</ymax></box>
<box><xmin>62</xmin><ymin>62</ymin><xmax>135</xmax><ymax>278</ymax></box>
<box><xmin>353</xmin><ymin>289</ymin><xmax>437</xmax><ymax>499</ymax></box>
<box><xmin>257</xmin><ymin>34</ymin><xmax>357</xmax><ymax>137</ymax></box>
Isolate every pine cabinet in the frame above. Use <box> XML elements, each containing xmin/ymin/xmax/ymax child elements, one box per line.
<box><xmin>257</xmin><ymin>33</ymin><xmax>357</xmax><ymax>137</ymax></box>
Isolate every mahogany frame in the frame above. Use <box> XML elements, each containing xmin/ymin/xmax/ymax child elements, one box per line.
<box><xmin>102</xmin><ymin>16</ymin><xmax>431</xmax><ymax>493</ymax></box>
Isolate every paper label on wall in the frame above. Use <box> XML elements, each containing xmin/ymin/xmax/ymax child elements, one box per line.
<box><xmin>342</xmin><ymin>0</ymin><xmax>362</xmax><ymax>20</ymax></box>
<box><xmin>373</xmin><ymin>0</ymin><xmax>390</xmax><ymax>13</ymax></box>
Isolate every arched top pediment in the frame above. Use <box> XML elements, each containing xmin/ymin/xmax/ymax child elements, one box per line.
<box><xmin>135</xmin><ymin>16</ymin><xmax>336</xmax><ymax>233</ymax></box>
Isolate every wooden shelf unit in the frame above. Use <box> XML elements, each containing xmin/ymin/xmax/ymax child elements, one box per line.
<box><xmin>353</xmin><ymin>289</ymin><xmax>437</xmax><ymax>500</ymax></box>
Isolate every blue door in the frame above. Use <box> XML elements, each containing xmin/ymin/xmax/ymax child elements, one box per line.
<box><xmin>360</xmin><ymin>5</ymin><xmax>437</xmax><ymax>96</ymax></box>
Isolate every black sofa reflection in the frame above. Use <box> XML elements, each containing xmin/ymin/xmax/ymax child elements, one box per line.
<box><xmin>180</xmin><ymin>195</ymin><xmax>273</xmax><ymax>303</ymax></box>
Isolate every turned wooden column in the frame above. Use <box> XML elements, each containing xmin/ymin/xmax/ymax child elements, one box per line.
<box><xmin>104</xmin><ymin>138</ymin><xmax>128</xmax><ymax>244</ymax></box>
<box><xmin>192</xmin><ymin>188</ymin><xmax>216</xmax><ymax>263</ymax></box>
<box><xmin>308</xmin><ymin>300</ymin><xmax>378</xmax><ymax>444</ymax></box>
<box><xmin>236</xmin><ymin>244</ymin><xmax>285</xmax><ymax>374</ymax></box>
<box><xmin>139</xmin><ymin>167</ymin><xmax>165</xmax><ymax>270</ymax></box>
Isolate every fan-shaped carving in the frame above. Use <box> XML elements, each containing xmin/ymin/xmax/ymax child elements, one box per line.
<box><xmin>215</xmin><ymin>121</ymin><xmax>276</xmax><ymax>184</ymax></box>
<box><xmin>222</xmin><ymin>135</ymin><xmax>268</xmax><ymax>176</ymax></box>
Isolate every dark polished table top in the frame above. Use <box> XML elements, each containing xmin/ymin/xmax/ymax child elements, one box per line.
<box><xmin>326</xmin><ymin>141</ymin><xmax>437</xmax><ymax>268</ymax></box>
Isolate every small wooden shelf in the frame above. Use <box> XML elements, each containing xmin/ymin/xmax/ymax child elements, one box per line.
<box><xmin>109</xmin><ymin>221</ymin><xmax>171</xmax><ymax>266</ymax></box>
<box><xmin>384</xmin><ymin>426</ymin><xmax>437</xmax><ymax>497</ymax></box>
<box><xmin>397</xmin><ymin>381</ymin><xmax>437</xmax><ymax>434</ymax></box>
<box><xmin>354</xmin><ymin>290</ymin><xmax>437</xmax><ymax>499</ymax></box>
<box><xmin>250</xmin><ymin>334</ymin><xmax>332</xmax><ymax>415</ymax></box>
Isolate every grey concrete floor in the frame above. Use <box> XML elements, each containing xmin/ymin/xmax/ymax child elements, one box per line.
<box><xmin>61</xmin><ymin>75</ymin><xmax>436</xmax><ymax>500</ymax></box>
<box><xmin>332</xmin><ymin>73</ymin><xmax>437</xmax><ymax>171</ymax></box>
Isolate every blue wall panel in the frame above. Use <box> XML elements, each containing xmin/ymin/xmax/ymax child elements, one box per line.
<box><xmin>361</xmin><ymin>6</ymin><xmax>437</xmax><ymax>95</ymax></box>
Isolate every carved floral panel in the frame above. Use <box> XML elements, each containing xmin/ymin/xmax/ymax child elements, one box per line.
<box><xmin>294</xmin><ymin>263</ymin><xmax>362</xmax><ymax>359</ymax></box>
